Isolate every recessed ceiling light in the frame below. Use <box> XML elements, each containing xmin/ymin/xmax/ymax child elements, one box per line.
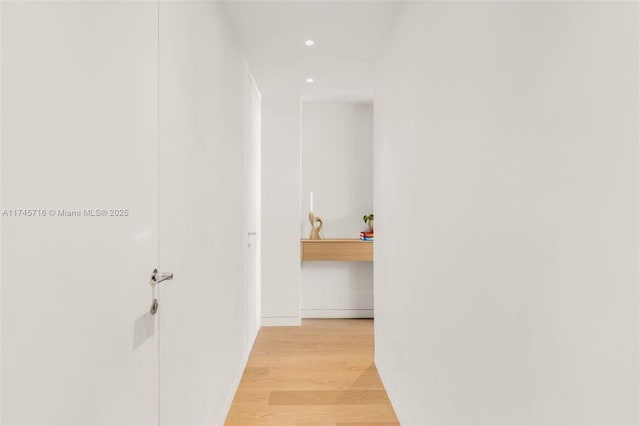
<box><xmin>306</xmin><ymin>78</ymin><xmax>314</xmax><ymax>83</ymax></box>
<box><xmin>305</xmin><ymin>40</ymin><xmax>315</xmax><ymax>46</ymax></box>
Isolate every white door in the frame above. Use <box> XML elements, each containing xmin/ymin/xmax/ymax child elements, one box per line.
<box><xmin>246</xmin><ymin>75</ymin><xmax>262</xmax><ymax>347</ymax></box>
<box><xmin>1</xmin><ymin>2</ymin><xmax>159</xmax><ymax>424</ymax></box>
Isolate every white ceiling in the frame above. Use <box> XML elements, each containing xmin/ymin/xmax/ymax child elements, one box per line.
<box><xmin>220</xmin><ymin>1</ymin><xmax>402</xmax><ymax>102</ymax></box>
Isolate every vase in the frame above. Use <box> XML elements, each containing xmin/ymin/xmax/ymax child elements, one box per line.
<box><xmin>309</xmin><ymin>212</ymin><xmax>323</xmax><ymax>240</ymax></box>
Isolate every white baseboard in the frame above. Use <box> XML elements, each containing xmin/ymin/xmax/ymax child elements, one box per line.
<box><xmin>375</xmin><ymin>357</ymin><xmax>403</xmax><ymax>425</ymax></box>
<box><xmin>216</xmin><ymin>345</ymin><xmax>251</xmax><ymax>425</ymax></box>
<box><xmin>302</xmin><ymin>309</ymin><xmax>374</xmax><ymax>319</ymax></box>
<box><xmin>261</xmin><ymin>316</ymin><xmax>301</xmax><ymax>326</ymax></box>
<box><xmin>216</xmin><ymin>318</ymin><xmax>263</xmax><ymax>425</ymax></box>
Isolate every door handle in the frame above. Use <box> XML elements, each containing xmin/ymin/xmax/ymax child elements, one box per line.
<box><xmin>248</xmin><ymin>232</ymin><xmax>257</xmax><ymax>236</ymax></box>
<box><xmin>148</xmin><ymin>268</ymin><xmax>173</xmax><ymax>315</ymax></box>
<box><xmin>150</xmin><ymin>268</ymin><xmax>174</xmax><ymax>285</ymax></box>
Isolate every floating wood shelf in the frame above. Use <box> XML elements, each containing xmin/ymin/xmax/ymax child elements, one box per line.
<box><xmin>300</xmin><ymin>238</ymin><xmax>373</xmax><ymax>262</ymax></box>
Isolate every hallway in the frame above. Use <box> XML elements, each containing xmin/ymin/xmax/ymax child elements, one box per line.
<box><xmin>225</xmin><ymin>320</ymin><xmax>398</xmax><ymax>425</ymax></box>
<box><xmin>2</xmin><ymin>1</ymin><xmax>638</xmax><ymax>424</ymax></box>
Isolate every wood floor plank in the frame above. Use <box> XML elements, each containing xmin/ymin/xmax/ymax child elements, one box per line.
<box><xmin>269</xmin><ymin>390</ymin><xmax>390</xmax><ymax>406</ymax></box>
<box><xmin>236</xmin><ymin>365</ymin><xmax>384</xmax><ymax>391</ymax></box>
<box><xmin>226</xmin><ymin>405</ymin><xmax>398</xmax><ymax>425</ymax></box>
<box><xmin>225</xmin><ymin>319</ymin><xmax>399</xmax><ymax>425</ymax></box>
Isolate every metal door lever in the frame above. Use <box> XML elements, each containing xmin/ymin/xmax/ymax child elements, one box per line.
<box><xmin>150</xmin><ymin>268</ymin><xmax>174</xmax><ymax>285</ymax></box>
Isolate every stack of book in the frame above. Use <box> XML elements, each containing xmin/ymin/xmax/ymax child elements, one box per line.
<box><xmin>360</xmin><ymin>231</ymin><xmax>374</xmax><ymax>242</ymax></box>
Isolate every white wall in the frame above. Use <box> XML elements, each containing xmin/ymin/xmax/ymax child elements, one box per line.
<box><xmin>261</xmin><ymin>96</ymin><xmax>301</xmax><ymax>326</ymax></box>
<box><xmin>374</xmin><ymin>2</ymin><xmax>638</xmax><ymax>425</ymax></box>
<box><xmin>157</xmin><ymin>3</ymin><xmax>254</xmax><ymax>424</ymax></box>
<box><xmin>1</xmin><ymin>2</ymin><xmax>256</xmax><ymax>424</ymax></box>
<box><xmin>301</xmin><ymin>102</ymin><xmax>373</xmax><ymax>318</ymax></box>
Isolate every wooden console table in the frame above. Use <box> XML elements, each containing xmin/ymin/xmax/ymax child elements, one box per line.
<box><xmin>300</xmin><ymin>239</ymin><xmax>373</xmax><ymax>262</ymax></box>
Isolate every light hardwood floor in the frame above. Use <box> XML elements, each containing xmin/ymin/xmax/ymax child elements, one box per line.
<box><xmin>225</xmin><ymin>319</ymin><xmax>399</xmax><ymax>426</ymax></box>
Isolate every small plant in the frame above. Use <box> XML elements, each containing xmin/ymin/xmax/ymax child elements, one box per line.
<box><xmin>362</xmin><ymin>214</ymin><xmax>374</xmax><ymax>224</ymax></box>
